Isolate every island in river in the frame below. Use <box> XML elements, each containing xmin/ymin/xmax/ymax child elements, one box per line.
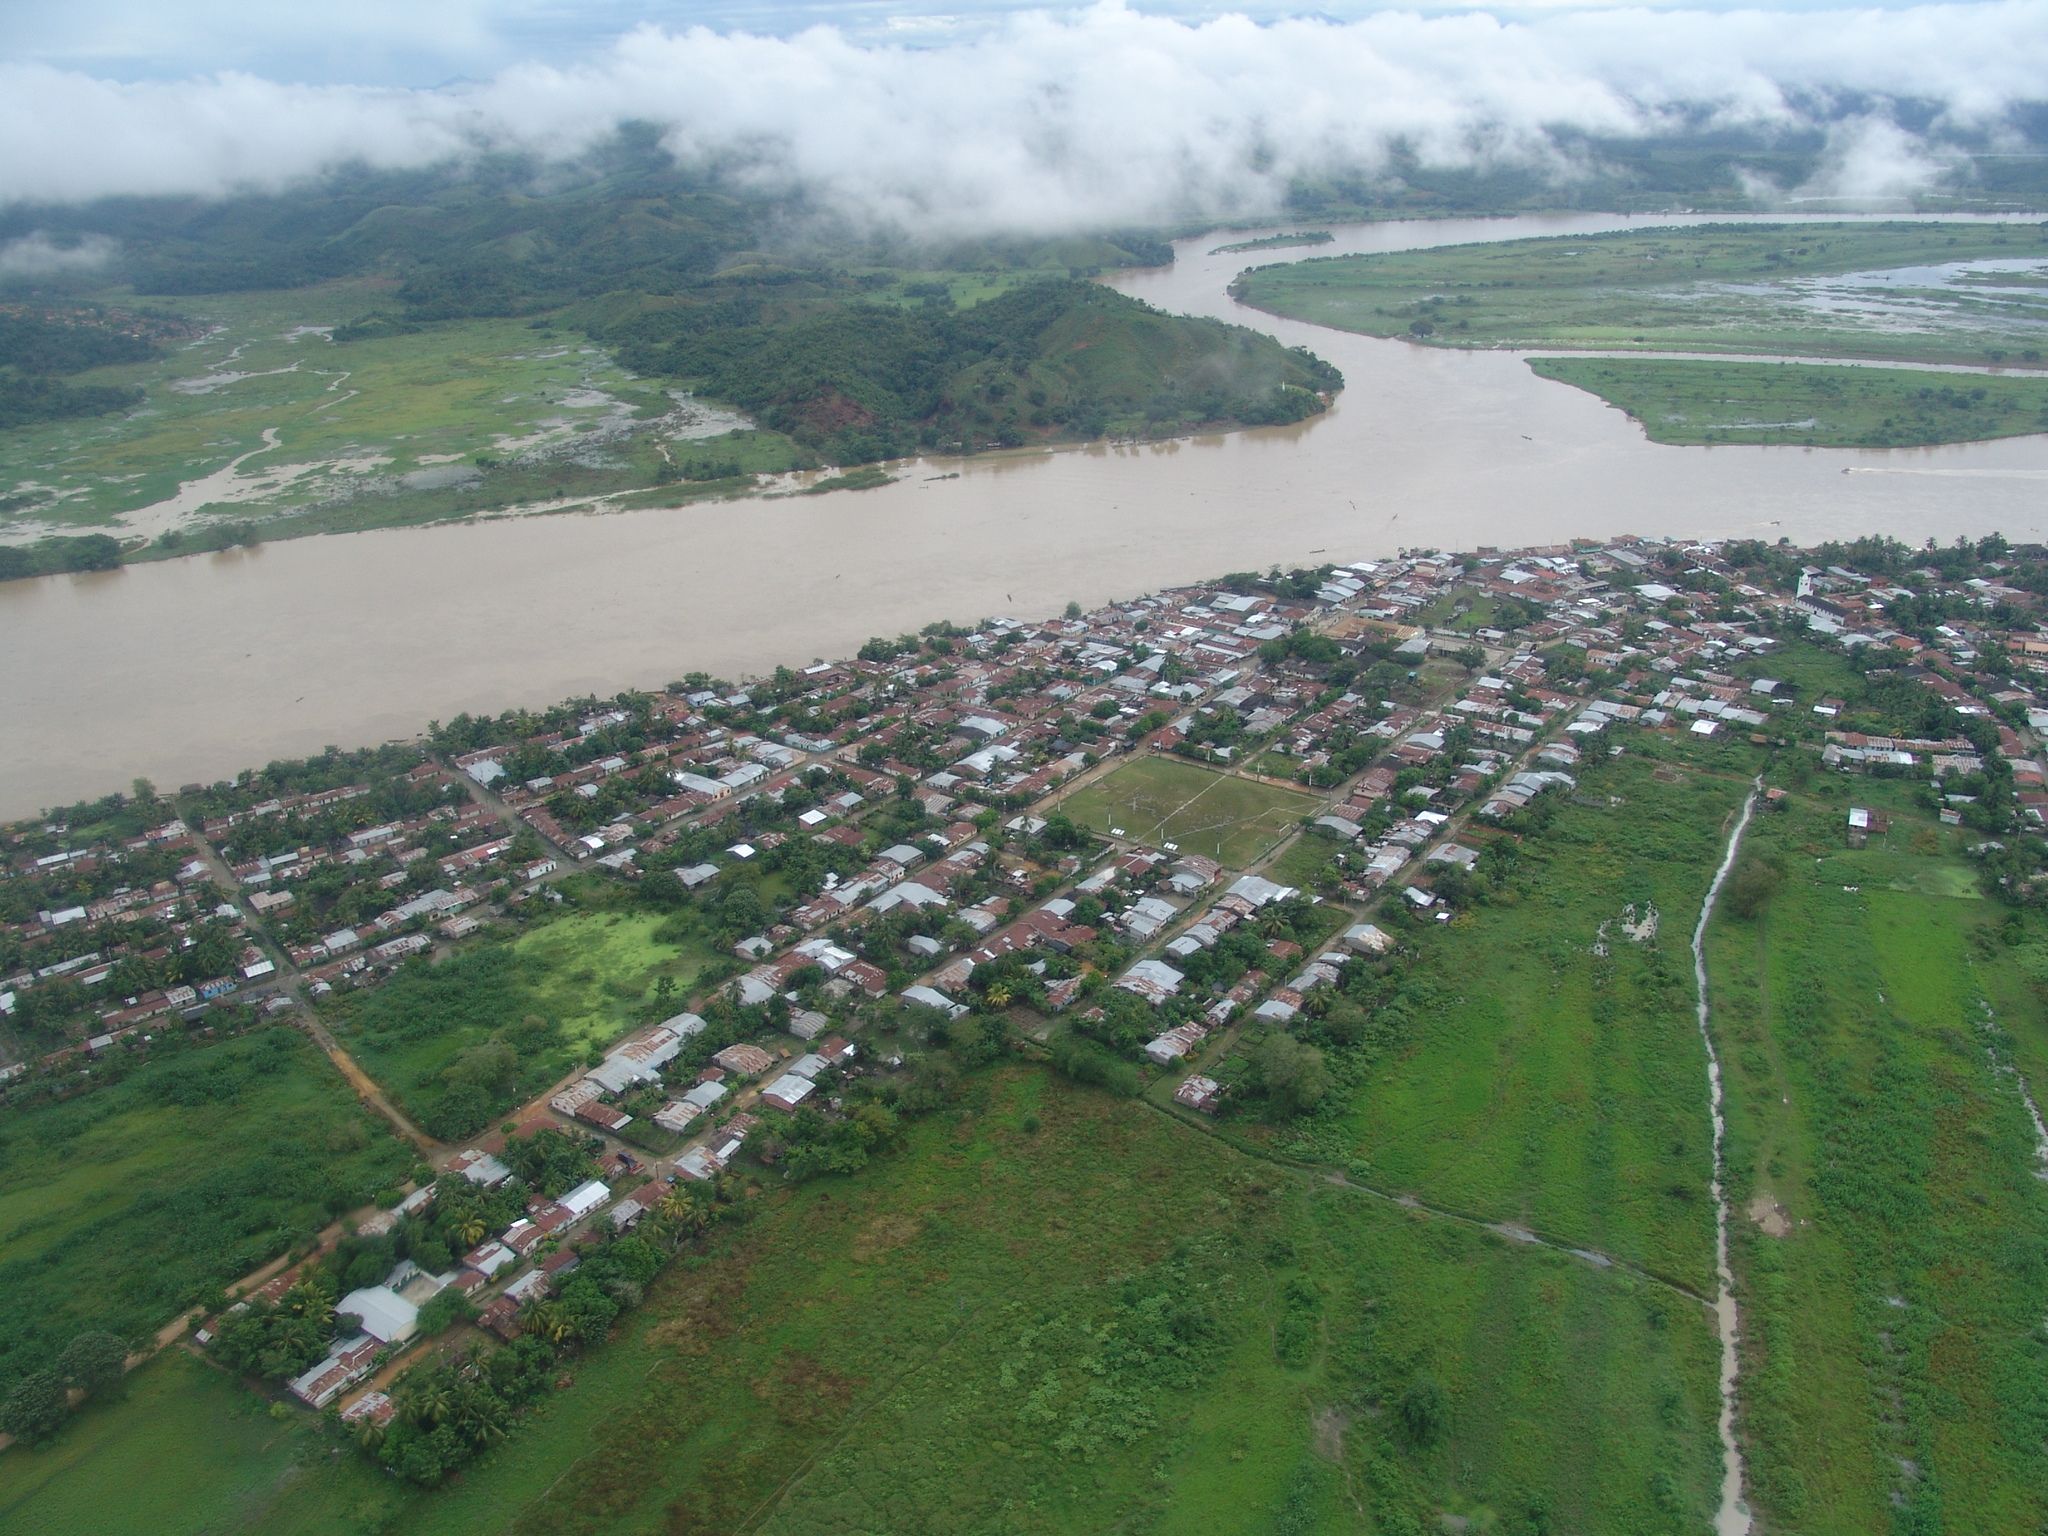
<box><xmin>1235</xmin><ymin>220</ymin><xmax>2048</xmax><ymax>447</ymax></box>
<box><xmin>1209</xmin><ymin>229</ymin><xmax>1336</xmax><ymax>255</ymax></box>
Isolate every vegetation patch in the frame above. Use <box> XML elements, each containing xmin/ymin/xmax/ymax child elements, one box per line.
<box><xmin>326</xmin><ymin>907</ymin><xmax>711</xmax><ymax>1140</ymax></box>
<box><xmin>1531</xmin><ymin>356</ymin><xmax>2048</xmax><ymax>447</ymax></box>
<box><xmin>0</xmin><ymin>1026</ymin><xmax>412</xmax><ymax>1401</ymax></box>
<box><xmin>1235</xmin><ymin>221</ymin><xmax>2048</xmax><ymax>366</ymax></box>
<box><xmin>1707</xmin><ymin>773</ymin><xmax>2048</xmax><ymax>1533</ymax></box>
<box><xmin>19</xmin><ymin>1068</ymin><xmax>1722</xmax><ymax>1534</ymax></box>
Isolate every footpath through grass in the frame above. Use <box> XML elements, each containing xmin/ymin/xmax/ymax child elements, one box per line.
<box><xmin>1706</xmin><ymin>771</ymin><xmax>2048</xmax><ymax>1533</ymax></box>
<box><xmin>1531</xmin><ymin>357</ymin><xmax>2048</xmax><ymax>448</ymax></box>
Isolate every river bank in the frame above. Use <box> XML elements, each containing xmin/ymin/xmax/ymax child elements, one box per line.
<box><xmin>4</xmin><ymin>211</ymin><xmax>2048</xmax><ymax>817</ymax></box>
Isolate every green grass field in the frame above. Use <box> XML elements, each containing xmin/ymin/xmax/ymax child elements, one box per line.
<box><xmin>2</xmin><ymin>1066</ymin><xmax>1723</xmax><ymax>1534</ymax></box>
<box><xmin>1314</xmin><ymin>736</ymin><xmax>1759</xmax><ymax>1293</ymax></box>
<box><xmin>329</xmin><ymin>907</ymin><xmax>717</xmax><ymax>1136</ymax></box>
<box><xmin>0</xmin><ymin>1027</ymin><xmax>413</xmax><ymax>1395</ymax></box>
<box><xmin>1531</xmin><ymin>357</ymin><xmax>2048</xmax><ymax>447</ymax></box>
<box><xmin>1236</xmin><ymin>222</ymin><xmax>2048</xmax><ymax>367</ymax></box>
<box><xmin>1059</xmin><ymin>756</ymin><xmax>1321</xmax><ymax>867</ymax></box>
<box><xmin>1705</xmin><ymin>772</ymin><xmax>2048</xmax><ymax>1532</ymax></box>
<box><xmin>0</xmin><ymin>282</ymin><xmax>792</xmax><ymax>546</ymax></box>
<box><xmin>0</xmin><ymin>1350</ymin><xmax>388</xmax><ymax>1536</ymax></box>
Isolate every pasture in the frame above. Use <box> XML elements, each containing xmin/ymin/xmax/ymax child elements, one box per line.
<box><xmin>1706</xmin><ymin>773</ymin><xmax>2048</xmax><ymax>1533</ymax></box>
<box><xmin>1238</xmin><ymin>221</ymin><xmax>2047</xmax><ymax>367</ymax></box>
<box><xmin>0</xmin><ymin>282</ymin><xmax>785</xmax><ymax>547</ymax></box>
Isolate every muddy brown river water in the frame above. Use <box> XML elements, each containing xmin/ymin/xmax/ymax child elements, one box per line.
<box><xmin>4</xmin><ymin>212</ymin><xmax>2046</xmax><ymax>816</ymax></box>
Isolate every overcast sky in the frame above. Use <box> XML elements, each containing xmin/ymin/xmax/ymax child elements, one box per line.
<box><xmin>4</xmin><ymin>0</ymin><xmax>2026</xmax><ymax>85</ymax></box>
<box><xmin>1</xmin><ymin>1</ymin><xmax>2042</xmax><ymax>226</ymax></box>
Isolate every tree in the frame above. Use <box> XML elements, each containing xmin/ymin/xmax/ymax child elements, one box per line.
<box><xmin>1253</xmin><ymin>1034</ymin><xmax>1329</xmax><ymax>1116</ymax></box>
<box><xmin>1064</xmin><ymin>601</ymin><xmax>1084</xmax><ymax>619</ymax></box>
<box><xmin>524</xmin><ymin>1299</ymin><xmax>571</xmax><ymax>1347</ymax></box>
<box><xmin>0</xmin><ymin>1369</ymin><xmax>70</xmax><ymax>1443</ymax></box>
<box><xmin>58</xmin><ymin>1331</ymin><xmax>129</xmax><ymax>1395</ymax></box>
<box><xmin>57</xmin><ymin>534</ymin><xmax>123</xmax><ymax>573</ymax></box>
<box><xmin>417</xmin><ymin>1291</ymin><xmax>474</xmax><ymax>1337</ymax></box>
<box><xmin>442</xmin><ymin>1037</ymin><xmax>518</xmax><ymax>1098</ymax></box>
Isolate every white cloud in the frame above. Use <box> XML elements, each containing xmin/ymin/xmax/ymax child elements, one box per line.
<box><xmin>0</xmin><ymin>231</ymin><xmax>119</xmax><ymax>278</ymax></box>
<box><xmin>0</xmin><ymin>2</ymin><xmax>2041</xmax><ymax>228</ymax></box>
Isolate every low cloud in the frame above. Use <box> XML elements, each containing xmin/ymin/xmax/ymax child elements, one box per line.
<box><xmin>0</xmin><ymin>2</ymin><xmax>2041</xmax><ymax>230</ymax></box>
<box><xmin>1735</xmin><ymin>114</ymin><xmax>1956</xmax><ymax>207</ymax></box>
<box><xmin>0</xmin><ymin>231</ymin><xmax>120</xmax><ymax>278</ymax></box>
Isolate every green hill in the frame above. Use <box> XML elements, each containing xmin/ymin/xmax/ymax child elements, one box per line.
<box><xmin>599</xmin><ymin>278</ymin><xmax>1339</xmax><ymax>463</ymax></box>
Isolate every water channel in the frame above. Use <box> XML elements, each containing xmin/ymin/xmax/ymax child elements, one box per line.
<box><xmin>4</xmin><ymin>212</ymin><xmax>2047</xmax><ymax>817</ymax></box>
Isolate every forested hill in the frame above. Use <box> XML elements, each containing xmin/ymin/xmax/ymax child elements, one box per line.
<box><xmin>592</xmin><ymin>280</ymin><xmax>1339</xmax><ymax>463</ymax></box>
<box><xmin>1</xmin><ymin>129</ymin><xmax>1335</xmax><ymax>464</ymax></box>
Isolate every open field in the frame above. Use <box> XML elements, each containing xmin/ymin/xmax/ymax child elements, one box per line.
<box><xmin>1059</xmin><ymin>756</ymin><xmax>1320</xmax><ymax>868</ymax></box>
<box><xmin>0</xmin><ymin>1349</ymin><xmax>387</xmax><ymax>1536</ymax></box>
<box><xmin>1531</xmin><ymin>356</ymin><xmax>2048</xmax><ymax>447</ymax></box>
<box><xmin>1705</xmin><ymin>771</ymin><xmax>2048</xmax><ymax>1532</ymax></box>
<box><xmin>1</xmin><ymin>1067</ymin><xmax>1724</xmax><ymax>1534</ymax></box>
<box><xmin>0</xmin><ymin>282</ymin><xmax>788</xmax><ymax>547</ymax></box>
<box><xmin>0</xmin><ymin>1027</ymin><xmax>413</xmax><ymax>1395</ymax></box>
<box><xmin>1236</xmin><ymin>222</ymin><xmax>2048</xmax><ymax>367</ymax></box>
<box><xmin>1315</xmin><ymin>734</ymin><xmax>1760</xmax><ymax>1293</ymax></box>
<box><xmin>327</xmin><ymin>906</ymin><xmax>716</xmax><ymax>1139</ymax></box>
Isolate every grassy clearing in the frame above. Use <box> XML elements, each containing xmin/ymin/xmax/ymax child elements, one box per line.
<box><xmin>1060</xmin><ymin>756</ymin><xmax>1320</xmax><ymax>867</ymax></box>
<box><xmin>328</xmin><ymin>907</ymin><xmax>715</xmax><ymax>1135</ymax></box>
<box><xmin>1531</xmin><ymin>356</ymin><xmax>2048</xmax><ymax>447</ymax></box>
<box><xmin>0</xmin><ymin>1027</ymin><xmax>413</xmax><ymax>1393</ymax></box>
<box><xmin>1237</xmin><ymin>221</ymin><xmax>2048</xmax><ymax>366</ymax></box>
<box><xmin>1706</xmin><ymin>771</ymin><xmax>2048</xmax><ymax>1532</ymax></box>
<box><xmin>37</xmin><ymin>1066</ymin><xmax>1720</xmax><ymax>1533</ymax></box>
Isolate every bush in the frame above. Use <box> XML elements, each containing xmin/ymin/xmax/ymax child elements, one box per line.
<box><xmin>1397</xmin><ymin>1373</ymin><xmax>1446</xmax><ymax>1447</ymax></box>
<box><xmin>1722</xmin><ymin>854</ymin><xmax>1784</xmax><ymax>920</ymax></box>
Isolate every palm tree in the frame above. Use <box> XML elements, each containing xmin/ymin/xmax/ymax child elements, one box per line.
<box><xmin>279</xmin><ymin>1280</ymin><xmax>333</xmax><ymax>1330</ymax></box>
<box><xmin>525</xmin><ymin>1300</ymin><xmax>571</xmax><ymax>1347</ymax></box>
<box><xmin>657</xmin><ymin>1189</ymin><xmax>704</xmax><ymax>1235</ymax></box>
<box><xmin>401</xmin><ymin>1374</ymin><xmax>454</xmax><ymax>1428</ymax></box>
<box><xmin>456</xmin><ymin>1213</ymin><xmax>487</xmax><ymax>1248</ymax></box>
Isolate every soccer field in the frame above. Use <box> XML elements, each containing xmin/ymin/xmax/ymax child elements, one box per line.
<box><xmin>1060</xmin><ymin>756</ymin><xmax>1319</xmax><ymax>868</ymax></box>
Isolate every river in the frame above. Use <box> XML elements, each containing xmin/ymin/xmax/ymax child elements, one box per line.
<box><xmin>5</xmin><ymin>211</ymin><xmax>2047</xmax><ymax>817</ymax></box>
